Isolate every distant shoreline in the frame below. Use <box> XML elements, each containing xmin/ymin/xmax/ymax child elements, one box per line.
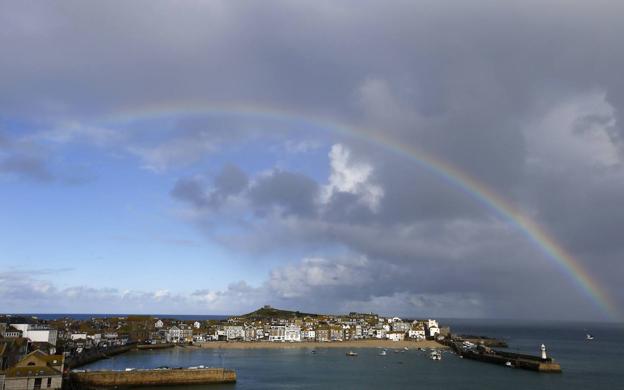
<box><xmin>194</xmin><ymin>340</ymin><xmax>446</xmax><ymax>350</ymax></box>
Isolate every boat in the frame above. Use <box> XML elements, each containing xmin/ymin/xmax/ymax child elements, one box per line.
<box><xmin>586</xmin><ymin>333</ymin><xmax>594</xmax><ymax>340</ymax></box>
<box><xmin>346</xmin><ymin>351</ymin><xmax>358</xmax><ymax>357</ymax></box>
<box><xmin>378</xmin><ymin>350</ymin><xmax>387</xmax><ymax>356</ymax></box>
<box><xmin>403</xmin><ymin>347</ymin><xmax>409</xmax><ymax>351</ymax></box>
<box><xmin>505</xmin><ymin>361</ymin><xmax>513</xmax><ymax>367</ymax></box>
<box><xmin>430</xmin><ymin>351</ymin><xmax>442</xmax><ymax>361</ymax></box>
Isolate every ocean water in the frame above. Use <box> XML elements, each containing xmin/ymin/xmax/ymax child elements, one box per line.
<box><xmin>15</xmin><ymin>314</ymin><xmax>229</xmax><ymax>321</ymax></box>
<box><xmin>83</xmin><ymin>320</ymin><xmax>624</xmax><ymax>389</ymax></box>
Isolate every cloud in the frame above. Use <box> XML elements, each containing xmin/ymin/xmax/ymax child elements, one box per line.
<box><xmin>168</xmin><ymin>147</ymin><xmax>621</xmax><ymax>320</ymax></box>
<box><xmin>0</xmin><ymin>154</ymin><xmax>53</xmax><ymax>182</ymax></box>
<box><xmin>322</xmin><ymin>144</ymin><xmax>384</xmax><ymax>212</ymax></box>
<box><xmin>171</xmin><ymin>164</ymin><xmax>249</xmax><ymax>209</ymax></box>
<box><xmin>2</xmin><ymin>0</ymin><xmax>624</xmax><ymax>319</ymax></box>
<box><xmin>34</xmin><ymin>123</ymin><xmax>123</xmax><ymax>147</ymax></box>
<box><xmin>249</xmin><ymin>170</ymin><xmax>320</xmax><ymax>217</ymax></box>
<box><xmin>0</xmin><ymin>270</ymin><xmax>262</xmax><ymax>315</ymax></box>
<box><xmin>525</xmin><ymin>91</ymin><xmax>620</xmax><ymax>169</ymax></box>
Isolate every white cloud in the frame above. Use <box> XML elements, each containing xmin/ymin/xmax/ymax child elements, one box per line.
<box><xmin>128</xmin><ymin>136</ymin><xmax>217</xmax><ymax>173</ymax></box>
<box><xmin>268</xmin><ymin>255</ymin><xmax>371</xmax><ymax>298</ymax></box>
<box><xmin>340</xmin><ymin>292</ymin><xmax>486</xmax><ymax>318</ymax></box>
<box><xmin>322</xmin><ymin>143</ymin><xmax>384</xmax><ymax>211</ymax></box>
<box><xmin>34</xmin><ymin>122</ymin><xmax>123</xmax><ymax>147</ymax></box>
<box><xmin>283</xmin><ymin>139</ymin><xmax>322</xmax><ymax>154</ymax></box>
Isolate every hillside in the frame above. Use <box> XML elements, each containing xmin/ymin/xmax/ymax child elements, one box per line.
<box><xmin>237</xmin><ymin>306</ymin><xmax>319</xmax><ymax>320</ymax></box>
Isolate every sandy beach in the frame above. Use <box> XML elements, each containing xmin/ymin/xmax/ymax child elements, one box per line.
<box><xmin>194</xmin><ymin>339</ymin><xmax>446</xmax><ymax>350</ymax></box>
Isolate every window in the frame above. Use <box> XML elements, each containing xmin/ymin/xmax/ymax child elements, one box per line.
<box><xmin>28</xmin><ymin>362</ymin><xmax>36</xmax><ymax>366</ymax></box>
<box><xmin>48</xmin><ymin>377</ymin><xmax>52</xmax><ymax>387</ymax></box>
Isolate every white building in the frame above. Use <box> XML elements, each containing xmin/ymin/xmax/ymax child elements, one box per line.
<box><xmin>426</xmin><ymin>319</ymin><xmax>440</xmax><ymax>338</ymax></box>
<box><xmin>193</xmin><ymin>321</ymin><xmax>201</xmax><ymax>329</ymax></box>
<box><xmin>70</xmin><ymin>333</ymin><xmax>87</xmax><ymax>341</ymax></box>
<box><xmin>354</xmin><ymin>325</ymin><xmax>363</xmax><ymax>339</ymax></box>
<box><xmin>154</xmin><ymin>320</ymin><xmax>164</xmax><ymax>328</ymax></box>
<box><xmin>11</xmin><ymin>325</ymin><xmax>58</xmax><ymax>346</ymax></box>
<box><xmin>386</xmin><ymin>331</ymin><xmax>405</xmax><ymax>342</ymax></box>
<box><xmin>168</xmin><ymin>326</ymin><xmax>181</xmax><ymax>342</ymax></box>
<box><xmin>408</xmin><ymin>328</ymin><xmax>425</xmax><ymax>340</ymax></box>
<box><xmin>224</xmin><ymin>326</ymin><xmax>244</xmax><ymax>341</ymax></box>
<box><xmin>284</xmin><ymin>325</ymin><xmax>301</xmax><ymax>342</ymax></box>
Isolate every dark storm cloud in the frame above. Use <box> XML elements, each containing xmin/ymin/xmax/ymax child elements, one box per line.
<box><xmin>248</xmin><ymin>170</ymin><xmax>319</xmax><ymax>217</ymax></box>
<box><xmin>214</xmin><ymin>164</ymin><xmax>249</xmax><ymax>197</ymax></box>
<box><xmin>170</xmin><ymin>159</ymin><xmax>611</xmax><ymax>319</ymax></box>
<box><xmin>2</xmin><ymin>0</ymin><xmax>624</xmax><ymax>318</ymax></box>
<box><xmin>171</xmin><ymin>164</ymin><xmax>249</xmax><ymax>209</ymax></box>
<box><xmin>173</xmin><ymin>165</ymin><xmax>319</xmax><ymax>218</ymax></box>
<box><xmin>171</xmin><ymin>178</ymin><xmax>209</xmax><ymax>208</ymax></box>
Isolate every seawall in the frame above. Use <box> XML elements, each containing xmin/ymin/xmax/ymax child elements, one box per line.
<box><xmin>66</xmin><ymin>344</ymin><xmax>135</xmax><ymax>369</ymax></box>
<box><xmin>445</xmin><ymin>341</ymin><xmax>562</xmax><ymax>373</ymax></box>
<box><xmin>136</xmin><ymin>343</ymin><xmax>175</xmax><ymax>350</ymax></box>
<box><xmin>69</xmin><ymin>368</ymin><xmax>236</xmax><ymax>388</ymax></box>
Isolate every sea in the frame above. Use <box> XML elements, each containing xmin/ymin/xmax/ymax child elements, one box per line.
<box><xmin>67</xmin><ymin>318</ymin><xmax>624</xmax><ymax>389</ymax></box>
<box><xmin>17</xmin><ymin>314</ymin><xmax>229</xmax><ymax>321</ymax></box>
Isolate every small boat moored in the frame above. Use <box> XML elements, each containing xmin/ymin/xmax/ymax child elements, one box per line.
<box><xmin>346</xmin><ymin>351</ymin><xmax>358</xmax><ymax>357</ymax></box>
<box><xmin>430</xmin><ymin>351</ymin><xmax>442</xmax><ymax>361</ymax></box>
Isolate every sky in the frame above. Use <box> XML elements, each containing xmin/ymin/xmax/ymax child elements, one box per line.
<box><xmin>1</xmin><ymin>0</ymin><xmax>623</xmax><ymax>321</ymax></box>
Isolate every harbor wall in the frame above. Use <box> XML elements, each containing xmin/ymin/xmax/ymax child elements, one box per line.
<box><xmin>136</xmin><ymin>343</ymin><xmax>175</xmax><ymax>350</ymax></box>
<box><xmin>461</xmin><ymin>349</ymin><xmax>562</xmax><ymax>372</ymax></box>
<box><xmin>66</xmin><ymin>345</ymin><xmax>134</xmax><ymax>369</ymax></box>
<box><xmin>69</xmin><ymin>368</ymin><xmax>236</xmax><ymax>388</ymax></box>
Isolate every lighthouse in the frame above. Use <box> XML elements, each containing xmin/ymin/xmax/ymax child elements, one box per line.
<box><xmin>540</xmin><ymin>344</ymin><xmax>547</xmax><ymax>360</ymax></box>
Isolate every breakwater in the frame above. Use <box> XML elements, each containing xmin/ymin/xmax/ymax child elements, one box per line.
<box><xmin>136</xmin><ymin>343</ymin><xmax>175</xmax><ymax>350</ymax></box>
<box><xmin>456</xmin><ymin>336</ymin><xmax>508</xmax><ymax>348</ymax></box>
<box><xmin>66</xmin><ymin>344</ymin><xmax>136</xmax><ymax>369</ymax></box>
<box><xmin>447</xmin><ymin>342</ymin><xmax>562</xmax><ymax>372</ymax></box>
<box><xmin>69</xmin><ymin>367</ymin><xmax>236</xmax><ymax>388</ymax></box>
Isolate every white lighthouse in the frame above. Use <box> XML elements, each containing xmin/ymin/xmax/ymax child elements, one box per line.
<box><xmin>540</xmin><ymin>344</ymin><xmax>547</xmax><ymax>360</ymax></box>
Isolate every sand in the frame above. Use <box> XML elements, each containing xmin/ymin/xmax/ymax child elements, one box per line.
<box><xmin>194</xmin><ymin>339</ymin><xmax>446</xmax><ymax>350</ymax></box>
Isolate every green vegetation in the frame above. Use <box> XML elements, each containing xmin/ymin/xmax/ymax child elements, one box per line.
<box><xmin>239</xmin><ymin>306</ymin><xmax>319</xmax><ymax>320</ymax></box>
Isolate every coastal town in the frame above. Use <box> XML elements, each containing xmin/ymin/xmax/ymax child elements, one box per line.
<box><xmin>0</xmin><ymin>306</ymin><xmax>449</xmax><ymax>389</ymax></box>
<box><xmin>0</xmin><ymin>305</ymin><xmax>561</xmax><ymax>389</ymax></box>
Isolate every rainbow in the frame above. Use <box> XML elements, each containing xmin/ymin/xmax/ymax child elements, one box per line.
<box><xmin>104</xmin><ymin>101</ymin><xmax>619</xmax><ymax>320</ymax></box>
